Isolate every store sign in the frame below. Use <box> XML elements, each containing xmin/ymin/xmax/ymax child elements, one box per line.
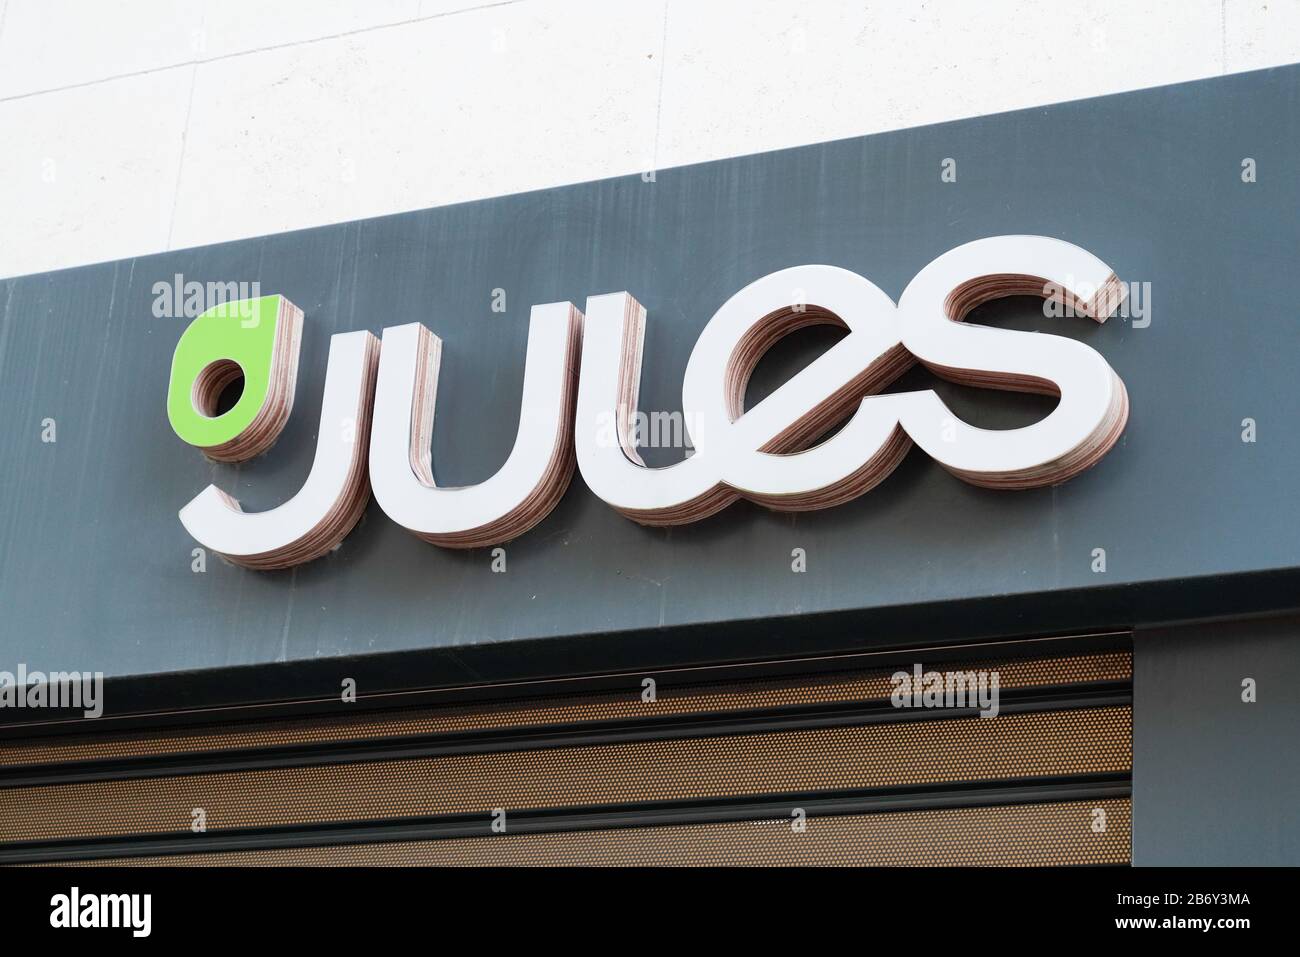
<box><xmin>167</xmin><ymin>235</ymin><xmax>1129</xmax><ymax>569</ymax></box>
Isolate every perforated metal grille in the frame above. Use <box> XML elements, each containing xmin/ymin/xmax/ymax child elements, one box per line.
<box><xmin>0</xmin><ymin>651</ymin><xmax>1129</xmax><ymax>768</ymax></box>
<box><xmin>0</xmin><ymin>706</ymin><xmax>1130</xmax><ymax>844</ymax></box>
<box><xmin>62</xmin><ymin>798</ymin><xmax>1131</xmax><ymax>867</ymax></box>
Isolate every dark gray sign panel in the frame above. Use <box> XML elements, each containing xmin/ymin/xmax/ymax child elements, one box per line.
<box><xmin>2</xmin><ymin>66</ymin><xmax>1299</xmax><ymax>700</ymax></box>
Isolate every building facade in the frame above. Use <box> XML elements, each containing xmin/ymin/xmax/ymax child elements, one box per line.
<box><xmin>1</xmin><ymin>12</ymin><xmax>1298</xmax><ymax>867</ymax></box>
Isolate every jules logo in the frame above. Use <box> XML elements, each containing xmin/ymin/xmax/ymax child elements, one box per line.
<box><xmin>166</xmin><ymin>235</ymin><xmax>1130</xmax><ymax>570</ymax></box>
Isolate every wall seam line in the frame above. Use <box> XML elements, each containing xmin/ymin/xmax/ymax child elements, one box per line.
<box><xmin>165</xmin><ymin>65</ymin><xmax>199</xmax><ymax>252</ymax></box>
<box><xmin>0</xmin><ymin>0</ymin><xmax>525</xmax><ymax>104</ymax></box>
